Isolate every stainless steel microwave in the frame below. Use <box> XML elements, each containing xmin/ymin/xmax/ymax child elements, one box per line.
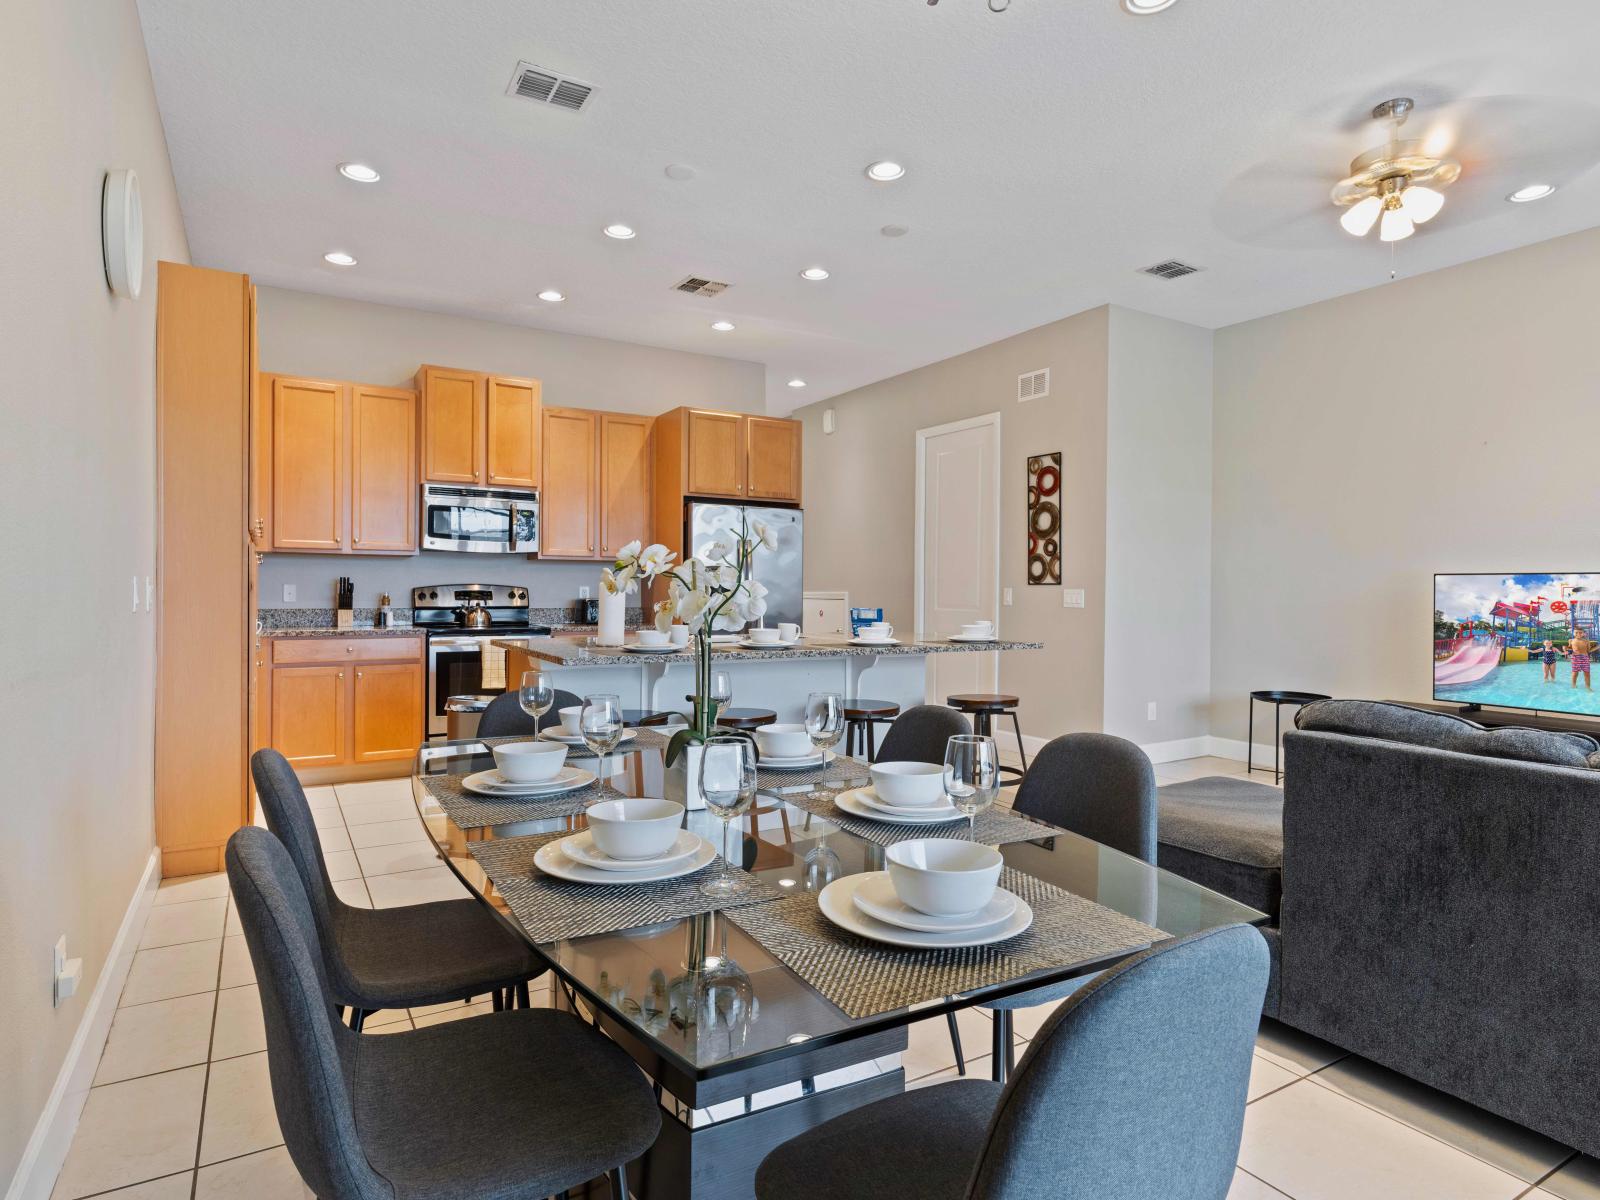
<box><xmin>420</xmin><ymin>484</ymin><xmax>539</xmax><ymax>554</ymax></box>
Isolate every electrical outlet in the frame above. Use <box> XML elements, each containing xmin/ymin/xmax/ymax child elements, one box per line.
<box><xmin>283</xmin><ymin>584</ymin><xmax>297</xmax><ymax>603</ymax></box>
<box><xmin>1147</xmin><ymin>702</ymin><xmax>1158</xmax><ymax>722</ymax></box>
<box><xmin>579</xmin><ymin>586</ymin><xmax>591</xmax><ymax>600</ymax></box>
<box><xmin>1002</xmin><ymin>587</ymin><xmax>1014</xmax><ymax>607</ymax></box>
<box><xmin>1063</xmin><ymin>588</ymin><xmax>1085</xmax><ymax>609</ymax></box>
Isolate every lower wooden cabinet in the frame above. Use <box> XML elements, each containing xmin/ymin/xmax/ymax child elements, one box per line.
<box><xmin>268</xmin><ymin>638</ymin><xmax>422</xmax><ymax>773</ymax></box>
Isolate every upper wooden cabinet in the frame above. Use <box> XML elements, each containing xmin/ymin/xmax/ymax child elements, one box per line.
<box><xmin>745</xmin><ymin>415</ymin><xmax>803</xmax><ymax>503</ymax></box>
<box><xmin>540</xmin><ymin>407</ymin><xmax>600</xmax><ymax>558</ymax></box>
<box><xmin>653</xmin><ymin>407</ymin><xmax>802</xmax><ymax>506</ymax></box>
<box><xmin>684</xmin><ymin>408</ymin><xmax>746</xmax><ymax>498</ymax></box>
<box><xmin>599</xmin><ymin>413</ymin><xmax>653</xmax><ymax>559</ymax></box>
<box><xmin>417</xmin><ymin>365</ymin><xmax>540</xmax><ymax>489</ymax></box>
<box><xmin>262</xmin><ymin>374</ymin><xmax>417</xmax><ymax>555</ymax></box>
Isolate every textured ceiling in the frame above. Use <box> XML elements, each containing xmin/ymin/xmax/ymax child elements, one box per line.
<box><xmin>137</xmin><ymin>0</ymin><xmax>1600</xmax><ymax>413</ymax></box>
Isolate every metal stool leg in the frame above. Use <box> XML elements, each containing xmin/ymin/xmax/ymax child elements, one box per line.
<box><xmin>947</xmin><ymin>1010</ymin><xmax>967</xmax><ymax>1076</ymax></box>
<box><xmin>1247</xmin><ymin>697</ymin><xmax>1255</xmax><ymax>775</ymax></box>
<box><xmin>866</xmin><ymin>719</ymin><xmax>879</xmax><ymax>762</ymax></box>
<box><xmin>1007</xmin><ymin>712</ymin><xmax>1028</xmax><ymax>774</ymax></box>
<box><xmin>1274</xmin><ymin>702</ymin><xmax>1283</xmax><ymax>784</ymax></box>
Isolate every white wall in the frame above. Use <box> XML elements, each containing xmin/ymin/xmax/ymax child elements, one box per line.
<box><xmin>1210</xmin><ymin>226</ymin><xmax>1600</xmax><ymax>742</ymax></box>
<box><xmin>0</xmin><ymin>0</ymin><xmax>190</xmax><ymax>1186</ymax></box>
<box><xmin>1104</xmin><ymin>307</ymin><xmax>1213</xmax><ymax>747</ymax></box>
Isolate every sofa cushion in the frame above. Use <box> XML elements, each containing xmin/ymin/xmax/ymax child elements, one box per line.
<box><xmin>1295</xmin><ymin>699</ymin><xmax>1598</xmax><ymax>770</ymax></box>
<box><xmin>1157</xmin><ymin>776</ymin><xmax>1284</xmax><ymax>921</ymax></box>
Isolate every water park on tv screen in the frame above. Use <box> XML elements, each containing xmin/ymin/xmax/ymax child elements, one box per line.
<box><xmin>1435</xmin><ymin>574</ymin><xmax>1600</xmax><ymax>716</ymax></box>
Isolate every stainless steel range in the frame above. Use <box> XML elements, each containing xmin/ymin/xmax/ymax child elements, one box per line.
<box><xmin>414</xmin><ymin>584</ymin><xmax>552</xmax><ymax>737</ymax></box>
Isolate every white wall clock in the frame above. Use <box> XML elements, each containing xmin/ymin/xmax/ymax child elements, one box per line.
<box><xmin>102</xmin><ymin>168</ymin><xmax>144</xmax><ymax>300</ymax></box>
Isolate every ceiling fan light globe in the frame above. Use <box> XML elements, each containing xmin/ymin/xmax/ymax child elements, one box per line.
<box><xmin>1400</xmin><ymin>185</ymin><xmax>1445</xmax><ymax>224</ymax></box>
<box><xmin>1379</xmin><ymin>207</ymin><xmax>1415</xmax><ymax>242</ymax></box>
<box><xmin>1339</xmin><ymin>195</ymin><xmax>1382</xmax><ymax>237</ymax></box>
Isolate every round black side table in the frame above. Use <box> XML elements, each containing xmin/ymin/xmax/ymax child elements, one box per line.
<box><xmin>1248</xmin><ymin>690</ymin><xmax>1331</xmax><ymax>783</ymax></box>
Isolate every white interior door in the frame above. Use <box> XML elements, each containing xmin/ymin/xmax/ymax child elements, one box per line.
<box><xmin>917</xmin><ymin>414</ymin><xmax>1000</xmax><ymax>703</ymax></box>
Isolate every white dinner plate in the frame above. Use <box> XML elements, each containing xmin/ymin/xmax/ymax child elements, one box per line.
<box><xmin>622</xmin><ymin>643</ymin><xmax>681</xmax><ymax>654</ymax></box>
<box><xmin>738</xmin><ymin>638</ymin><xmax>801</xmax><ymax>649</ymax></box>
<box><xmin>538</xmin><ymin>728</ymin><xmax>638</xmax><ymax>747</ymax></box>
<box><xmin>462</xmin><ymin>766</ymin><xmax>596</xmax><ymax>797</ymax></box>
<box><xmin>851</xmin><ymin>871</ymin><xmax>1020</xmax><ymax>933</ymax></box>
<box><xmin>835</xmin><ymin>788</ymin><xmax>964</xmax><ymax>825</ymax></box>
<box><xmin>533</xmin><ymin>835</ymin><xmax>716</xmax><ymax>885</ymax></box>
<box><xmin>818</xmin><ymin>874</ymin><xmax>1033</xmax><ymax>948</ymax></box>
<box><xmin>560</xmin><ymin>829</ymin><xmax>702</xmax><ymax>873</ymax></box>
<box><xmin>853</xmin><ymin>786</ymin><xmax>961</xmax><ymax>819</ymax></box>
<box><xmin>758</xmin><ymin>751</ymin><xmax>826</xmax><ymax>771</ymax></box>
<box><xmin>947</xmin><ymin>634</ymin><xmax>999</xmax><ymax>643</ymax></box>
<box><xmin>849</xmin><ymin>637</ymin><xmax>900</xmax><ymax>646</ymax></box>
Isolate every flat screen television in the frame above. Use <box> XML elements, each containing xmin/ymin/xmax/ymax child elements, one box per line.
<box><xmin>1434</xmin><ymin>574</ymin><xmax>1600</xmax><ymax>716</ymax></box>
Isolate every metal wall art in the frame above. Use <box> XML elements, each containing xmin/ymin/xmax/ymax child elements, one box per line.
<box><xmin>1026</xmin><ymin>452</ymin><xmax>1062</xmax><ymax>585</ymax></box>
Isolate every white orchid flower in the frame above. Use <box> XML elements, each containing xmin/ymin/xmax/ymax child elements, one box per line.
<box><xmin>705</xmin><ymin>537</ymin><xmax>735</xmax><ymax>564</ymax></box>
<box><xmin>615</xmin><ymin>539</ymin><xmax>642</xmax><ymax>564</ymax></box>
<box><xmin>600</xmin><ymin>567</ymin><xmax>621</xmax><ymax>596</ymax></box>
<box><xmin>751</xmin><ymin>519</ymin><xmax>777</xmax><ymax>551</ymax></box>
<box><xmin>652</xmin><ymin>599</ymin><xmax>674</xmax><ymax>632</ymax></box>
<box><xmin>637</xmin><ymin>544</ymin><xmax>675</xmax><ymax>576</ymax></box>
<box><xmin>604</xmin><ymin>563</ymin><xmax>637</xmax><ymax>595</ymax></box>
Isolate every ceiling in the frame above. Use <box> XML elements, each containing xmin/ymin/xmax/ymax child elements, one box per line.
<box><xmin>137</xmin><ymin>0</ymin><xmax>1600</xmax><ymax>413</ymax></box>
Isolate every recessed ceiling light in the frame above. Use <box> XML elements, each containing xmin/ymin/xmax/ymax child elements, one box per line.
<box><xmin>323</xmin><ymin>251</ymin><xmax>357</xmax><ymax>266</ymax></box>
<box><xmin>338</xmin><ymin>162</ymin><xmax>381</xmax><ymax>183</ymax></box>
<box><xmin>664</xmin><ymin>163</ymin><xmax>696</xmax><ymax>181</ymax></box>
<box><xmin>603</xmin><ymin>223</ymin><xmax>637</xmax><ymax>240</ymax></box>
<box><xmin>787</xmin><ymin>378</ymin><xmax>807</xmax><ymax>389</ymax></box>
<box><xmin>799</xmin><ymin>266</ymin><xmax>830</xmax><ymax>281</ymax></box>
<box><xmin>537</xmin><ymin>289</ymin><xmax>565</xmax><ymax>302</ymax></box>
<box><xmin>1121</xmin><ymin>0</ymin><xmax>1178</xmax><ymax>12</ymax></box>
<box><xmin>865</xmin><ymin>160</ymin><xmax>906</xmax><ymax>182</ymax></box>
<box><xmin>1507</xmin><ymin>183</ymin><xmax>1556</xmax><ymax>203</ymax></box>
<box><xmin>881</xmin><ymin>224</ymin><xmax>910</xmax><ymax>238</ymax></box>
<box><xmin>711</xmin><ymin>320</ymin><xmax>735</xmax><ymax>332</ymax></box>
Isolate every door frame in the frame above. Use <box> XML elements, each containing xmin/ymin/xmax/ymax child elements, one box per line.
<box><xmin>914</xmin><ymin>412</ymin><xmax>1002</xmax><ymax>696</ymax></box>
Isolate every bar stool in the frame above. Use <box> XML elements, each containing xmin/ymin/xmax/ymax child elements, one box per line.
<box><xmin>945</xmin><ymin>693</ymin><xmax>1029</xmax><ymax>783</ymax></box>
<box><xmin>621</xmin><ymin>709</ymin><xmax>678</xmax><ymax>728</ymax></box>
<box><xmin>684</xmin><ymin>697</ymin><xmax>778</xmax><ymax>732</ymax></box>
<box><xmin>844</xmin><ymin>699</ymin><xmax>900</xmax><ymax>761</ymax></box>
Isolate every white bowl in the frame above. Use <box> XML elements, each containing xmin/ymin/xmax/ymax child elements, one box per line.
<box><xmin>747</xmin><ymin>627</ymin><xmax>781</xmax><ymax>644</ymax></box>
<box><xmin>754</xmin><ymin>722</ymin><xmax>812</xmax><ymax>759</ymax></box>
<box><xmin>492</xmin><ymin>740</ymin><xmax>568</xmax><ymax>783</ymax></box>
<box><xmin>960</xmin><ymin>623</ymin><xmax>994</xmax><ymax>638</ymax></box>
<box><xmin>869</xmin><ymin>761</ymin><xmax>947</xmax><ymax>808</ymax></box>
<box><xmin>558</xmin><ymin>705</ymin><xmax>583</xmax><ymax>735</ymax></box>
<box><xmin>885</xmin><ymin>839</ymin><xmax>1003</xmax><ymax>916</ymax></box>
<box><xmin>635</xmin><ymin>630</ymin><xmax>671</xmax><ymax>648</ymax></box>
<box><xmin>585</xmin><ymin>798</ymin><xmax>685</xmax><ymax>861</ymax></box>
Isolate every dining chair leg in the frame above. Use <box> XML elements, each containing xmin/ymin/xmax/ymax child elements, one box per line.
<box><xmin>946</xmin><ymin>1011</ymin><xmax>967</xmax><ymax>1076</ymax></box>
<box><xmin>349</xmin><ymin>1008</ymin><xmax>368</xmax><ymax>1032</ymax></box>
<box><xmin>991</xmin><ymin>1010</ymin><xmax>1014</xmax><ymax>1083</ymax></box>
<box><xmin>515</xmin><ymin>981</ymin><xmax>531</xmax><ymax>1009</ymax></box>
<box><xmin>608</xmin><ymin>1164</ymin><xmax>629</xmax><ymax>1199</ymax></box>
<box><xmin>492</xmin><ymin>989</ymin><xmax>505</xmax><ymax>1012</ymax></box>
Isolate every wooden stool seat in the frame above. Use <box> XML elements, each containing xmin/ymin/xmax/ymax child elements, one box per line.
<box><xmin>844</xmin><ymin>699</ymin><xmax>901</xmax><ymax>761</ymax></box>
<box><xmin>713</xmin><ymin>707</ymin><xmax>778</xmax><ymax>731</ymax></box>
<box><xmin>945</xmin><ymin>694</ymin><xmax>1028</xmax><ymax>782</ymax></box>
<box><xmin>621</xmin><ymin>708</ymin><xmax>677</xmax><ymax>728</ymax></box>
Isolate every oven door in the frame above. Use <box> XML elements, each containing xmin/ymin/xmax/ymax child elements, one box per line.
<box><xmin>420</xmin><ymin>487</ymin><xmax>539</xmax><ymax>554</ymax></box>
<box><xmin>426</xmin><ymin>635</ymin><xmax>491</xmax><ymax>736</ymax></box>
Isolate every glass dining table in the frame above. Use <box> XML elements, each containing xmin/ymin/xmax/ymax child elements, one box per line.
<box><xmin>411</xmin><ymin>736</ymin><xmax>1266</xmax><ymax>1200</ymax></box>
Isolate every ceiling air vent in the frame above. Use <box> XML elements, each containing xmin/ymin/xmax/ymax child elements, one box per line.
<box><xmin>674</xmin><ymin>276</ymin><xmax>731</xmax><ymax>298</ymax></box>
<box><xmin>1140</xmin><ymin>259</ymin><xmax>1202</xmax><ymax>280</ymax></box>
<box><xmin>1017</xmin><ymin>368</ymin><xmax>1050</xmax><ymax>402</ymax></box>
<box><xmin>506</xmin><ymin>61</ymin><xmax>594</xmax><ymax>112</ymax></box>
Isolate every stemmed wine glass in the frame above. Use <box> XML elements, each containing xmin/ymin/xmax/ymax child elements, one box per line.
<box><xmin>804</xmin><ymin>692</ymin><xmax>845</xmax><ymax>785</ymax></box>
<box><xmin>708</xmin><ymin>671</ymin><xmax>733</xmax><ymax>724</ymax></box>
<box><xmin>698</xmin><ymin>735</ymin><xmax>757</xmax><ymax>896</ymax></box>
<box><xmin>518</xmin><ymin>671</ymin><xmax>555</xmax><ymax>739</ymax></box>
<box><xmin>943</xmin><ymin>734</ymin><xmax>1000</xmax><ymax>840</ymax></box>
<box><xmin>580</xmin><ymin>694</ymin><xmax>624</xmax><ymax>799</ymax></box>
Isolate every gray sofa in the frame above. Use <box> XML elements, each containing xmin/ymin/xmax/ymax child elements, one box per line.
<box><xmin>1154</xmin><ymin>700</ymin><xmax>1600</xmax><ymax>1158</ymax></box>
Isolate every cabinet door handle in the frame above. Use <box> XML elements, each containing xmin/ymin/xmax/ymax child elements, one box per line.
<box><xmin>338</xmin><ymin>671</ymin><xmax>344</xmax><ymax>679</ymax></box>
<box><xmin>347</xmin><ymin>646</ymin><xmax>355</xmax><ymax>653</ymax></box>
<box><xmin>357</xmin><ymin>671</ymin><xmax>363</xmax><ymax>679</ymax></box>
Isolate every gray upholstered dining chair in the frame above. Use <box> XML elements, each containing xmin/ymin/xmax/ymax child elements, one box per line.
<box><xmin>757</xmin><ymin>923</ymin><xmax>1268</xmax><ymax>1200</ymax></box>
<box><xmin>227</xmin><ymin>826</ymin><xmax>658</xmax><ymax>1200</ymax></box>
<box><xmin>251</xmin><ymin>749</ymin><xmax>543</xmax><ymax>1028</ymax></box>
<box><xmin>954</xmin><ymin>732</ymin><xmax>1160</xmax><ymax>1080</ymax></box>
<box><xmin>873</xmin><ymin>704</ymin><xmax>972</xmax><ymax>764</ymax></box>
<box><xmin>477</xmin><ymin>687</ymin><xmax>583</xmax><ymax>739</ymax></box>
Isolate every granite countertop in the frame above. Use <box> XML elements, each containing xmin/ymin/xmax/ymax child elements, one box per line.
<box><xmin>265</xmin><ymin>624</ymin><xmax>423</xmax><ymax>639</ymax></box>
<box><xmin>492</xmin><ymin>634</ymin><xmax>1044</xmax><ymax>667</ymax></box>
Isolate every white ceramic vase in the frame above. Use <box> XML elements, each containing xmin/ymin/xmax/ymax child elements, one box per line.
<box><xmin>663</xmin><ymin>742</ymin><xmax>707</xmax><ymax>811</ymax></box>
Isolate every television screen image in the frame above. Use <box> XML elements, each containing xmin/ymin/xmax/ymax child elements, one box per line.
<box><xmin>1434</xmin><ymin>574</ymin><xmax>1600</xmax><ymax>717</ymax></box>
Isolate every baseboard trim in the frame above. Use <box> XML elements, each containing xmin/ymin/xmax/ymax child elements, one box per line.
<box><xmin>1204</xmin><ymin>735</ymin><xmax>1281</xmax><ymax>768</ymax></box>
<box><xmin>5</xmin><ymin>848</ymin><xmax>161</xmax><ymax>1200</ymax></box>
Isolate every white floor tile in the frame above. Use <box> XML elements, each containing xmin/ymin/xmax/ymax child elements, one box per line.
<box><xmin>1008</xmin><ymin>996</ymin><xmax>1072</xmax><ymax>1041</ymax></box>
<box><xmin>331</xmin><ymin>877</ymin><xmax>372</xmax><ymax>907</ymax></box>
<box><xmin>1229</xmin><ymin>1169</ymin><xmax>1292</xmax><ymax>1199</ymax></box>
<box><xmin>220</xmin><ymin>935</ymin><xmax>255</xmax><ymax>989</ymax></box>
<box><xmin>211</xmin><ymin>983</ymin><xmax>267</xmax><ymax>1060</ymax></box>
<box><xmin>95</xmin><ymin>993</ymin><xmax>215</xmax><ymax>1085</ymax></box>
<box><xmin>154</xmin><ymin>873</ymin><xmax>229</xmax><ymax>907</ymax></box>
<box><xmin>412</xmin><ymin>999</ymin><xmax>496</xmax><ymax>1028</ymax></box>
<box><xmin>1254</xmin><ymin>1016</ymin><xmax>1346</xmax><ymax>1077</ymax></box>
<box><xmin>355</xmin><ymin>840</ymin><xmax>443</xmax><ymax>878</ymax></box>
<box><xmin>1154</xmin><ymin>756</ymin><xmax>1253</xmax><ymax>783</ymax></box>
<box><xmin>338</xmin><ymin>797</ymin><xmax>418</xmax><ymax>826</ymax></box>
<box><xmin>335</xmin><ymin>777</ymin><xmax>414</xmax><ymax>804</ymax></box>
<box><xmin>82</xmin><ymin>1173</ymin><xmax>194</xmax><ymax>1198</ymax></box>
<box><xmin>310</xmin><ymin>806</ymin><xmax>346</xmax><ymax>830</ymax></box>
<box><xmin>139</xmin><ymin>898</ymin><xmax>227</xmax><ymax>949</ymax></box>
<box><xmin>1239</xmin><ymin>1078</ymin><xmax>1528</xmax><ymax>1200</ymax></box>
<box><xmin>364</xmin><ymin>1015</ymin><xmax>417</xmax><ymax>1035</ymax></box>
<box><xmin>195</xmin><ymin>1145</ymin><xmax>315</xmax><ymax>1199</ymax></box>
<box><xmin>320</xmin><ymin>849</ymin><xmax>362</xmax><ymax>882</ymax></box>
<box><xmin>364</xmin><ymin>865</ymin><xmax>467</xmax><ymax>908</ymax></box>
<box><xmin>362</xmin><ymin>1007</ymin><xmax>413</xmax><ymax>1028</ymax></box>
<box><xmin>346</xmin><ymin>818</ymin><xmax>432</xmax><ymax>849</ymax></box>
<box><xmin>906</xmin><ymin>1064</ymin><xmax>969</xmax><ymax>1091</ymax></box>
<box><xmin>1247</xmin><ymin>1053</ymin><xmax>1299</xmax><ymax>1103</ymax></box>
<box><xmin>302</xmin><ymin>785</ymin><xmax>340</xmax><ymax>811</ymax></box>
<box><xmin>904</xmin><ymin>1008</ymin><xmax>997</xmax><ymax>1081</ymax></box>
<box><xmin>199</xmin><ymin>1052</ymin><xmax>282</xmax><ymax>1165</ymax></box>
<box><xmin>1537</xmin><ymin>1155</ymin><xmax>1600</xmax><ymax>1200</ymax></box>
<box><xmin>315</xmin><ymin>825</ymin><xmax>353</xmax><ymax>853</ymax></box>
<box><xmin>51</xmin><ymin>1066</ymin><xmax>206</xmax><ymax>1199</ymax></box>
<box><xmin>225</xmin><ymin>902</ymin><xmax>243</xmax><ymax>937</ymax></box>
<box><xmin>120</xmin><ymin>940</ymin><xmax>222</xmax><ymax>1007</ymax></box>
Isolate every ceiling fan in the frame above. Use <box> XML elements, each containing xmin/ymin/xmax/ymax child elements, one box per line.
<box><xmin>1330</xmin><ymin>97</ymin><xmax>1460</xmax><ymax>242</ymax></box>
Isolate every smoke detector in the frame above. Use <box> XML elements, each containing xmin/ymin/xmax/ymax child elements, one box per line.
<box><xmin>674</xmin><ymin>276</ymin><xmax>731</xmax><ymax>298</ymax></box>
<box><xmin>506</xmin><ymin>61</ymin><xmax>595</xmax><ymax>112</ymax></box>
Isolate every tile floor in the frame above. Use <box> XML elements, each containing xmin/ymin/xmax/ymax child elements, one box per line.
<box><xmin>49</xmin><ymin>761</ymin><xmax>1600</xmax><ymax>1199</ymax></box>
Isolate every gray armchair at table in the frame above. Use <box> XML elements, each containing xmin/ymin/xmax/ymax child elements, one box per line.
<box><xmin>756</xmin><ymin>923</ymin><xmax>1268</xmax><ymax>1200</ymax></box>
<box><xmin>873</xmin><ymin>704</ymin><xmax>972</xmax><ymax>764</ymax></box>
<box><xmin>477</xmin><ymin>688</ymin><xmax>583</xmax><ymax>738</ymax></box>
<box><xmin>226</xmin><ymin>826</ymin><xmax>658</xmax><ymax>1200</ymax></box>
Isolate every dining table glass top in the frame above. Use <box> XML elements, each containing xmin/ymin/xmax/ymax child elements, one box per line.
<box><xmin>411</xmin><ymin>737</ymin><xmax>1267</xmax><ymax>1085</ymax></box>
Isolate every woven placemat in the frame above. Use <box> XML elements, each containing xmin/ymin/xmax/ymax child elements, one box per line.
<box><xmin>483</xmin><ymin>727</ymin><xmax>670</xmax><ymax>756</ymax></box>
<box><xmin>726</xmin><ymin>868</ymin><xmax>1163</xmax><ymax>1019</ymax></box>
<box><xmin>469</xmin><ymin>831</ymin><xmax>781</xmax><ymax>943</ymax></box>
<box><xmin>756</xmin><ymin>755</ymin><xmax>871</xmax><ymax>793</ymax></box>
<box><xmin>420</xmin><ymin>772</ymin><xmax>598</xmax><ymax>831</ymax></box>
<box><xmin>780</xmin><ymin>789</ymin><xmax>1053</xmax><ymax>848</ymax></box>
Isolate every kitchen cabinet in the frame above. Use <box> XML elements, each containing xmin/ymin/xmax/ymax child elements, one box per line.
<box><xmin>351</xmin><ymin>384</ymin><xmax>418</xmax><ymax>552</ymax></box>
<box><xmin>745</xmin><ymin>415</ymin><xmax>803</xmax><ymax>503</ymax></box>
<box><xmin>599</xmin><ymin>412</ymin><xmax>653</xmax><ymax>559</ymax></box>
<box><xmin>352</xmin><ymin>662</ymin><xmax>425</xmax><ymax>762</ymax></box>
<box><xmin>270</xmin><ymin>663</ymin><xmax>348</xmax><ymax>768</ymax></box>
<box><xmin>270</xmin><ymin>376</ymin><xmax>345</xmax><ymax>551</ymax></box>
<box><xmin>540</xmin><ymin>407</ymin><xmax>600</xmax><ymax>558</ymax></box>
<box><xmin>653</xmin><ymin>407</ymin><xmax>803</xmax><ymax>504</ymax></box>
<box><xmin>684</xmin><ymin>408</ymin><xmax>745</xmax><ymax>498</ymax></box>
<box><xmin>417</xmin><ymin>365</ymin><xmax>541</xmax><ymax>488</ymax></box>
<box><xmin>268</xmin><ymin>637</ymin><xmax>424</xmax><ymax>776</ymax></box>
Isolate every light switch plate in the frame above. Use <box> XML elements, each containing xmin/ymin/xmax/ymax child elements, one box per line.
<box><xmin>1002</xmin><ymin>587</ymin><xmax>1014</xmax><ymax>607</ymax></box>
<box><xmin>1063</xmin><ymin>588</ymin><xmax>1085</xmax><ymax>609</ymax></box>
<box><xmin>131</xmin><ymin>577</ymin><xmax>140</xmax><ymax>612</ymax></box>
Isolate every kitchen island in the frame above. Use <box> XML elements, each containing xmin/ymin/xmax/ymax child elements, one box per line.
<box><xmin>494</xmin><ymin>634</ymin><xmax>1043</xmax><ymax>720</ymax></box>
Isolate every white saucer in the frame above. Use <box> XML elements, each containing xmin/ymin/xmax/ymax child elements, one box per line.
<box><xmin>849</xmin><ymin>637</ymin><xmax>900</xmax><ymax>646</ymax></box>
<box><xmin>853</xmin><ymin>786</ymin><xmax>960</xmax><ymax>819</ymax></box>
<box><xmin>948</xmin><ymin>634</ymin><xmax>999</xmax><ymax>643</ymax></box>
<box><xmin>851</xmin><ymin>871</ymin><xmax>1019</xmax><ymax>933</ymax></box>
<box><xmin>462</xmin><ymin>766</ymin><xmax>595</xmax><ymax>797</ymax></box>
<box><xmin>538</xmin><ymin>728</ymin><xmax>638</xmax><ymax>747</ymax></box>
<box><xmin>560</xmin><ymin>829</ymin><xmax>701</xmax><ymax>872</ymax></box>
<box><xmin>533</xmin><ymin>835</ymin><xmax>716</xmax><ymax>884</ymax></box>
<box><xmin>622</xmin><ymin>643</ymin><xmax>681</xmax><ymax>654</ymax></box>
<box><xmin>835</xmin><ymin>787</ymin><xmax>963</xmax><ymax>824</ymax></box>
<box><xmin>818</xmin><ymin>874</ymin><xmax>1033</xmax><ymax>948</ymax></box>
<box><xmin>758</xmin><ymin>751</ymin><xmax>826</xmax><ymax>771</ymax></box>
<box><xmin>738</xmin><ymin>639</ymin><xmax>801</xmax><ymax>649</ymax></box>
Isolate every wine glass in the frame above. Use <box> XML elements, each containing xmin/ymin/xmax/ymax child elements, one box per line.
<box><xmin>698</xmin><ymin>736</ymin><xmax>757</xmax><ymax>896</ymax></box>
<box><xmin>943</xmin><ymin>734</ymin><xmax>1000</xmax><ymax>840</ymax></box>
<box><xmin>517</xmin><ymin>671</ymin><xmax>555</xmax><ymax>739</ymax></box>
<box><xmin>804</xmin><ymin>692</ymin><xmax>845</xmax><ymax>781</ymax></box>
<box><xmin>709</xmin><ymin>671</ymin><xmax>733</xmax><ymax>723</ymax></box>
<box><xmin>580</xmin><ymin>694</ymin><xmax>624</xmax><ymax>799</ymax></box>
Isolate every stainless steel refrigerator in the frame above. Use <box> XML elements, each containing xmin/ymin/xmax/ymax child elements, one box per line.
<box><xmin>685</xmin><ymin>502</ymin><xmax>804</xmax><ymax>628</ymax></box>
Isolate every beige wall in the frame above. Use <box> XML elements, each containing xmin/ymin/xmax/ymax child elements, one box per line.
<box><xmin>256</xmin><ymin>286</ymin><xmax>766</xmax><ymax>414</ymax></box>
<box><xmin>797</xmin><ymin>307</ymin><xmax>1111</xmax><ymax>737</ymax></box>
<box><xmin>1210</xmin><ymin>226</ymin><xmax>1600</xmax><ymax>743</ymax></box>
<box><xmin>0</xmin><ymin>0</ymin><xmax>190</xmax><ymax>1186</ymax></box>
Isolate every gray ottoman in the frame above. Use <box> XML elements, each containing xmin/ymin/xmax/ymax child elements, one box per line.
<box><xmin>1157</xmin><ymin>776</ymin><xmax>1284</xmax><ymax>921</ymax></box>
